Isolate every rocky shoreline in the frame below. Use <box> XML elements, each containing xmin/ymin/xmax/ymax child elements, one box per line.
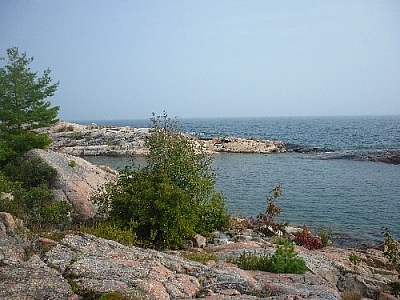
<box><xmin>1</xmin><ymin>212</ymin><xmax>399</xmax><ymax>299</ymax></box>
<box><xmin>44</xmin><ymin>121</ymin><xmax>400</xmax><ymax>164</ymax></box>
<box><xmin>0</xmin><ymin>135</ymin><xmax>399</xmax><ymax>298</ymax></box>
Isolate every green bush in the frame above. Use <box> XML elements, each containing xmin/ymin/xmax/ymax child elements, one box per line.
<box><xmin>3</xmin><ymin>155</ymin><xmax>57</xmax><ymax>189</ymax></box>
<box><xmin>0</xmin><ymin>155</ymin><xmax>72</xmax><ymax>229</ymax></box>
<box><xmin>80</xmin><ymin>220</ymin><xmax>138</xmax><ymax>247</ymax></box>
<box><xmin>232</xmin><ymin>239</ymin><xmax>308</xmax><ymax>274</ymax></box>
<box><xmin>181</xmin><ymin>250</ymin><xmax>218</xmax><ymax>264</ymax></box>
<box><xmin>382</xmin><ymin>227</ymin><xmax>400</xmax><ymax>266</ymax></box>
<box><xmin>93</xmin><ymin>112</ymin><xmax>229</xmax><ymax>250</ymax></box>
<box><xmin>349</xmin><ymin>253</ymin><xmax>361</xmax><ymax>266</ymax></box>
<box><xmin>317</xmin><ymin>227</ymin><xmax>333</xmax><ymax>247</ymax></box>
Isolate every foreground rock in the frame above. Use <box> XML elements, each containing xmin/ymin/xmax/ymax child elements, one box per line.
<box><xmin>28</xmin><ymin>149</ymin><xmax>117</xmax><ymax>220</ymax></box>
<box><xmin>0</xmin><ymin>212</ymin><xmax>76</xmax><ymax>299</ymax></box>
<box><xmin>1</xmin><ymin>213</ymin><xmax>398</xmax><ymax>299</ymax></box>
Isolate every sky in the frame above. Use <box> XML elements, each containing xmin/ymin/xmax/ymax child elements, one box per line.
<box><xmin>1</xmin><ymin>1</ymin><xmax>400</xmax><ymax>121</ymax></box>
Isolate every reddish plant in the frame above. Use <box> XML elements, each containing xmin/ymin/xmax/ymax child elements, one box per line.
<box><xmin>295</xmin><ymin>225</ymin><xmax>323</xmax><ymax>250</ymax></box>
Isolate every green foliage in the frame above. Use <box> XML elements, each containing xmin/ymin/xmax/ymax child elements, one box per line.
<box><xmin>181</xmin><ymin>250</ymin><xmax>218</xmax><ymax>264</ymax></box>
<box><xmin>232</xmin><ymin>239</ymin><xmax>308</xmax><ymax>274</ymax></box>
<box><xmin>317</xmin><ymin>227</ymin><xmax>333</xmax><ymax>247</ymax></box>
<box><xmin>382</xmin><ymin>227</ymin><xmax>400</xmax><ymax>266</ymax></box>
<box><xmin>0</xmin><ymin>156</ymin><xmax>72</xmax><ymax>229</ymax></box>
<box><xmin>3</xmin><ymin>155</ymin><xmax>57</xmax><ymax>189</ymax></box>
<box><xmin>0</xmin><ymin>47</ymin><xmax>59</xmax><ymax>164</ymax></box>
<box><xmin>68</xmin><ymin>160</ymin><xmax>76</xmax><ymax>168</ymax></box>
<box><xmin>349</xmin><ymin>253</ymin><xmax>361</xmax><ymax>266</ymax></box>
<box><xmin>80</xmin><ymin>220</ymin><xmax>138</xmax><ymax>247</ymax></box>
<box><xmin>99</xmin><ymin>292</ymin><xmax>132</xmax><ymax>300</ymax></box>
<box><xmin>388</xmin><ymin>277</ymin><xmax>400</xmax><ymax>297</ymax></box>
<box><xmin>94</xmin><ymin>112</ymin><xmax>229</xmax><ymax>250</ymax></box>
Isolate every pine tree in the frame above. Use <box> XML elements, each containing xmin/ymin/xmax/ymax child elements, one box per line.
<box><xmin>0</xmin><ymin>47</ymin><xmax>59</xmax><ymax>163</ymax></box>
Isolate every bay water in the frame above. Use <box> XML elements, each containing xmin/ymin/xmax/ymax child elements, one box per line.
<box><xmin>81</xmin><ymin>115</ymin><xmax>400</xmax><ymax>246</ymax></box>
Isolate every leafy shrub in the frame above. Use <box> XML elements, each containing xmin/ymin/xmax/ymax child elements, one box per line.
<box><xmin>349</xmin><ymin>253</ymin><xmax>361</xmax><ymax>266</ymax></box>
<box><xmin>22</xmin><ymin>184</ymin><xmax>72</xmax><ymax>228</ymax></box>
<box><xmin>388</xmin><ymin>277</ymin><xmax>400</xmax><ymax>297</ymax></box>
<box><xmin>3</xmin><ymin>155</ymin><xmax>57</xmax><ymax>189</ymax></box>
<box><xmin>93</xmin><ymin>112</ymin><xmax>229</xmax><ymax>250</ymax></box>
<box><xmin>68</xmin><ymin>160</ymin><xmax>76</xmax><ymax>168</ymax></box>
<box><xmin>382</xmin><ymin>227</ymin><xmax>399</xmax><ymax>266</ymax></box>
<box><xmin>181</xmin><ymin>250</ymin><xmax>218</xmax><ymax>264</ymax></box>
<box><xmin>381</xmin><ymin>228</ymin><xmax>400</xmax><ymax>297</ymax></box>
<box><xmin>317</xmin><ymin>227</ymin><xmax>333</xmax><ymax>247</ymax></box>
<box><xmin>0</xmin><ymin>156</ymin><xmax>72</xmax><ymax>230</ymax></box>
<box><xmin>295</xmin><ymin>225</ymin><xmax>323</xmax><ymax>250</ymax></box>
<box><xmin>99</xmin><ymin>292</ymin><xmax>132</xmax><ymax>300</ymax></box>
<box><xmin>232</xmin><ymin>239</ymin><xmax>308</xmax><ymax>274</ymax></box>
<box><xmin>80</xmin><ymin>220</ymin><xmax>138</xmax><ymax>247</ymax></box>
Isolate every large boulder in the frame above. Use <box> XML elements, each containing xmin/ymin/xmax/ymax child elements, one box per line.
<box><xmin>28</xmin><ymin>149</ymin><xmax>117</xmax><ymax>220</ymax></box>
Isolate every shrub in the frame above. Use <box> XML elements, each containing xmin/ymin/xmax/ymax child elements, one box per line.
<box><xmin>68</xmin><ymin>160</ymin><xmax>76</xmax><ymax>168</ymax></box>
<box><xmin>181</xmin><ymin>250</ymin><xmax>218</xmax><ymax>264</ymax></box>
<box><xmin>22</xmin><ymin>184</ymin><xmax>72</xmax><ymax>228</ymax></box>
<box><xmin>256</xmin><ymin>184</ymin><xmax>285</xmax><ymax>236</ymax></box>
<box><xmin>93</xmin><ymin>112</ymin><xmax>229</xmax><ymax>250</ymax></box>
<box><xmin>295</xmin><ymin>225</ymin><xmax>323</xmax><ymax>250</ymax></box>
<box><xmin>382</xmin><ymin>227</ymin><xmax>399</xmax><ymax>266</ymax></box>
<box><xmin>317</xmin><ymin>227</ymin><xmax>333</xmax><ymax>247</ymax></box>
<box><xmin>349</xmin><ymin>253</ymin><xmax>361</xmax><ymax>266</ymax></box>
<box><xmin>232</xmin><ymin>239</ymin><xmax>308</xmax><ymax>274</ymax></box>
<box><xmin>80</xmin><ymin>220</ymin><xmax>138</xmax><ymax>247</ymax></box>
<box><xmin>3</xmin><ymin>155</ymin><xmax>57</xmax><ymax>189</ymax></box>
<box><xmin>388</xmin><ymin>278</ymin><xmax>400</xmax><ymax>297</ymax></box>
<box><xmin>99</xmin><ymin>292</ymin><xmax>131</xmax><ymax>300</ymax></box>
<box><xmin>0</xmin><ymin>156</ymin><xmax>72</xmax><ymax>230</ymax></box>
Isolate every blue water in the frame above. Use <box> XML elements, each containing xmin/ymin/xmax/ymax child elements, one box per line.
<box><xmin>79</xmin><ymin>115</ymin><xmax>400</xmax><ymax>246</ymax></box>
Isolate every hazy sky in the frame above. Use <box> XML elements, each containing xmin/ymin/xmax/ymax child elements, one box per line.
<box><xmin>1</xmin><ymin>1</ymin><xmax>400</xmax><ymax>121</ymax></box>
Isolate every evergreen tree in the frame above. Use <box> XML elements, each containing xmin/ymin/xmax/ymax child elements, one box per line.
<box><xmin>0</xmin><ymin>47</ymin><xmax>59</xmax><ymax>163</ymax></box>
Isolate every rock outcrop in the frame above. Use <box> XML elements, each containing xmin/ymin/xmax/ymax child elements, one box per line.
<box><xmin>28</xmin><ymin>149</ymin><xmax>117</xmax><ymax>220</ymax></box>
<box><xmin>0</xmin><ymin>212</ymin><xmax>76</xmax><ymax>299</ymax></box>
<box><xmin>201</xmin><ymin>137</ymin><xmax>286</xmax><ymax>154</ymax></box>
<box><xmin>1</xmin><ymin>213</ymin><xmax>398</xmax><ymax>299</ymax></box>
<box><xmin>43</xmin><ymin>121</ymin><xmax>287</xmax><ymax>156</ymax></box>
<box><xmin>44</xmin><ymin>121</ymin><xmax>151</xmax><ymax>156</ymax></box>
